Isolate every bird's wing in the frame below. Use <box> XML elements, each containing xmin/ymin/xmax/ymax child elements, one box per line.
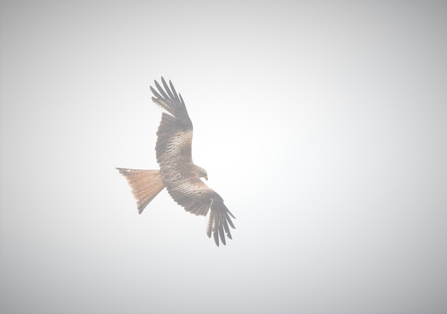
<box><xmin>151</xmin><ymin>77</ymin><xmax>193</xmax><ymax>174</ymax></box>
<box><xmin>167</xmin><ymin>178</ymin><xmax>236</xmax><ymax>246</ymax></box>
<box><xmin>150</xmin><ymin>77</ymin><xmax>192</xmax><ymax>128</ymax></box>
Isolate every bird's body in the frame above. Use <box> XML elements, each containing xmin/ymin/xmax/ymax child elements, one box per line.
<box><xmin>117</xmin><ymin>78</ymin><xmax>235</xmax><ymax>246</ymax></box>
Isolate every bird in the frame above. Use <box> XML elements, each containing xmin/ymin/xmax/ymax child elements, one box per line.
<box><xmin>117</xmin><ymin>77</ymin><xmax>235</xmax><ymax>246</ymax></box>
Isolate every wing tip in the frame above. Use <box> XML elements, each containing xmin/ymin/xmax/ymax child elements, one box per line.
<box><xmin>206</xmin><ymin>201</ymin><xmax>235</xmax><ymax>247</ymax></box>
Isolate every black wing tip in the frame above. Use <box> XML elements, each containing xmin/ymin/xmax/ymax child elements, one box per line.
<box><xmin>151</xmin><ymin>77</ymin><xmax>170</xmax><ymax>95</ymax></box>
<box><xmin>227</xmin><ymin>209</ymin><xmax>236</xmax><ymax>219</ymax></box>
<box><xmin>207</xmin><ymin>216</ymin><xmax>236</xmax><ymax>246</ymax></box>
<box><xmin>214</xmin><ymin>231</ymin><xmax>220</xmax><ymax>246</ymax></box>
<box><xmin>149</xmin><ymin>86</ymin><xmax>159</xmax><ymax>97</ymax></box>
<box><xmin>213</xmin><ymin>231</ymin><xmax>227</xmax><ymax>247</ymax></box>
<box><xmin>151</xmin><ymin>77</ymin><xmax>191</xmax><ymax>126</ymax></box>
<box><xmin>151</xmin><ymin>77</ymin><xmax>185</xmax><ymax>104</ymax></box>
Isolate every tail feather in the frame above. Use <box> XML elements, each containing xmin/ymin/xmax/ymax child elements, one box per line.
<box><xmin>116</xmin><ymin>168</ymin><xmax>165</xmax><ymax>214</ymax></box>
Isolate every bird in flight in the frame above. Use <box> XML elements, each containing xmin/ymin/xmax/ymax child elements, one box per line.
<box><xmin>117</xmin><ymin>77</ymin><xmax>235</xmax><ymax>246</ymax></box>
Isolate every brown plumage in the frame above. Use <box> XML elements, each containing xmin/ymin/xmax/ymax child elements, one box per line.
<box><xmin>117</xmin><ymin>77</ymin><xmax>235</xmax><ymax>246</ymax></box>
<box><xmin>115</xmin><ymin>169</ymin><xmax>164</xmax><ymax>214</ymax></box>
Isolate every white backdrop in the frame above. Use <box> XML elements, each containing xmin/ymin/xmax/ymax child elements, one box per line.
<box><xmin>1</xmin><ymin>1</ymin><xmax>446</xmax><ymax>313</ymax></box>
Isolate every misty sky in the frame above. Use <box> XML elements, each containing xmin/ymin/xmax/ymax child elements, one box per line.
<box><xmin>1</xmin><ymin>1</ymin><xmax>446</xmax><ymax>313</ymax></box>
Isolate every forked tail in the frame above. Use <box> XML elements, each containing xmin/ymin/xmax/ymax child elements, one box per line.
<box><xmin>116</xmin><ymin>168</ymin><xmax>165</xmax><ymax>214</ymax></box>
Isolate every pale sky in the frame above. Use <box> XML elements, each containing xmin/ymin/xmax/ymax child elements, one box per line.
<box><xmin>1</xmin><ymin>1</ymin><xmax>446</xmax><ymax>313</ymax></box>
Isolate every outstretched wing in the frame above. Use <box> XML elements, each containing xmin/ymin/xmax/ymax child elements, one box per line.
<box><xmin>150</xmin><ymin>77</ymin><xmax>236</xmax><ymax>246</ymax></box>
<box><xmin>167</xmin><ymin>178</ymin><xmax>236</xmax><ymax>246</ymax></box>
<box><xmin>150</xmin><ymin>78</ymin><xmax>194</xmax><ymax>181</ymax></box>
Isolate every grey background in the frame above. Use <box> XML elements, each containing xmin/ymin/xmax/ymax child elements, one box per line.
<box><xmin>1</xmin><ymin>1</ymin><xmax>446</xmax><ymax>313</ymax></box>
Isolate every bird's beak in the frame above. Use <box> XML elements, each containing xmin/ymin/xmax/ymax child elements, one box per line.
<box><xmin>204</xmin><ymin>175</ymin><xmax>208</xmax><ymax>181</ymax></box>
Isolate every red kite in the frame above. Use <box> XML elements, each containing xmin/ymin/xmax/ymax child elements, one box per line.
<box><xmin>117</xmin><ymin>78</ymin><xmax>235</xmax><ymax>246</ymax></box>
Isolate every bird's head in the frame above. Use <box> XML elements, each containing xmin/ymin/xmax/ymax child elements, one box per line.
<box><xmin>195</xmin><ymin>165</ymin><xmax>208</xmax><ymax>181</ymax></box>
